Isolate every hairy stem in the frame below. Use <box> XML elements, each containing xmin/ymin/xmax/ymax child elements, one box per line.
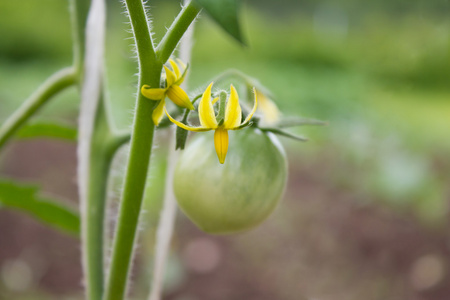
<box><xmin>82</xmin><ymin>98</ymin><xmax>130</xmax><ymax>300</ymax></box>
<box><xmin>103</xmin><ymin>1</ymin><xmax>201</xmax><ymax>299</ymax></box>
<box><xmin>102</xmin><ymin>0</ymin><xmax>160</xmax><ymax>299</ymax></box>
<box><xmin>77</xmin><ymin>0</ymin><xmax>107</xmax><ymax>298</ymax></box>
<box><xmin>0</xmin><ymin>67</ymin><xmax>76</xmax><ymax>150</ymax></box>
<box><xmin>83</xmin><ymin>96</ymin><xmax>115</xmax><ymax>300</ymax></box>
<box><xmin>156</xmin><ymin>1</ymin><xmax>200</xmax><ymax>64</ymax></box>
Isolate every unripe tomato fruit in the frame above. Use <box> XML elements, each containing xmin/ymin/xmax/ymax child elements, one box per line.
<box><xmin>174</xmin><ymin>128</ymin><xmax>288</xmax><ymax>234</ymax></box>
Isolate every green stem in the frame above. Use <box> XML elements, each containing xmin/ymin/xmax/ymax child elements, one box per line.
<box><xmin>70</xmin><ymin>0</ymin><xmax>91</xmax><ymax>75</ymax></box>
<box><xmin>103</xmin><ymin>0</ymin><xmax>160</xmax><ymax>299</ymax></box>
<box><xmin>104</xmin><ymin>2</ymin><xmax>201</xmax><ymax>299</ymax></box>
<box><xmin>103</xmin><ymin>92</ymin><xmax>160</xmax><ymax>300</ymax></box>
<box><xmin>83</xmin><ymin>97</ymin><xmax>130</xmax><ymax>300</ymax></box>
<box><xmin>156</xmin><ymin>1</ymin><xmax>200</xmax><ymax>63</ymax></box>
<box><xmin>0</xmin><ymin>67</ymin><xmax>76</xmax><ymax>150</ymax></box>
<box><xmin>84</xmin><ymin>96</ymin><xmax>116</xmax><ymax>300</ymax></box>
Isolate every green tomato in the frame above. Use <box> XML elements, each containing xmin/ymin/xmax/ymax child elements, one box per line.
<box><xmin>174</xmin><ymin>128</ymin><xmax>288</xmax><ymax>234</ymax></box>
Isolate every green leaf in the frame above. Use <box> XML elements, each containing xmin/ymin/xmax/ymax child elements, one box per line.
<box><xmin>193</xmin><ymin>0</ymin><xmax>245</xmax><ymax>45</ymax></box>
<box><xmin>16</xmin><ymin>122</ymin><xmax>77</xmax><ymax>141</ymax></box>
<box><xmin>0</xmin><ymin>180</ymin><xmax>80</xmax><ymax>236</ymax></box>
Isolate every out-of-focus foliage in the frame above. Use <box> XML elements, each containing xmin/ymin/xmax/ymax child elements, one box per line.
<box><xmin>15</xmin><ymin>122</ymin><xmax>77</xmax><ymax>141</ymax></box>
<box><xmin>0</xmin><ymin>180</ymin><xmax>80</xmax><ymax>235</ymax></box>
<box><xmin>193</xmin><ymin>0</ymin><xmax>245</xmax><ymax>44</ymax></box>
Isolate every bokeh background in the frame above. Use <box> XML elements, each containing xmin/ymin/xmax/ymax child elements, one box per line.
<box><xmin>1</xmin><ymin>0</ymin><xmax>450</xmax><ymax>299</ymax></box>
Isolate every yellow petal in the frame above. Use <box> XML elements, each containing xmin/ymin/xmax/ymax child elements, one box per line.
<box><xmin>223</xmin><ymin>84</ymin><xmax>242</xmax><ymax>129</ymax></box>
<box><xmin>212</xmin><ymin>97</ymin><xmax>219</xmax><ymax>104</ymax></box>
<box><xmin>242</xmin><ymin>87</ymin><xmax>259</xmax><ymax>124</ymax></box>
<box><xmin>198</xmin><ymin>82</ymin><xmax>218</xmax><ymax>129</ymax></box>
<box><xmin>166</xmin><ymin>85</ymin><xmax>194</xmax><ymax>110</ymax></box>
<box><xmin>214</xmin><ymin>128</ymin><xmax>229</xmax><ymax>164</ymax></box>
<box><xmin>169</xmin><ymin>59</ymin><xmax>181</xmax><ymax>79</ymax></box>
<box><xmin>141</xmin><ymin>85</ymin><xmax>166</xmax><ymax>100</ymax></box>
<box><xmin>164</xmin><ymin>65</ymin><xmax>176</xmax><ymax>87</ymax></box>
<box><xmin>164</xmin><ymin>108</ymin><xmax>211</xmax><ymax>132</ymax></box>
<box><xmin>152</xmin><ymin>99</ymin><xmax>165</xmax><ymax>126</ymax></box>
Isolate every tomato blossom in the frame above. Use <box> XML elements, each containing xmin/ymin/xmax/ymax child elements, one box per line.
<box><xmin>165</xmin><ymin>82</ymin><xmax>257</xmax><ymax>164</ymax></box>
<box><xmin>141</xmin><ymin>59</ymin><xmax>194</xmax><ymax>125</ymax></box>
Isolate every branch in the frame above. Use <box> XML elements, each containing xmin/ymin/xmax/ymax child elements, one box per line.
<box><xmin>0</xmin><ymin>67</ymin><xmax>76</xmax><ymax>150</ymax></box>
<box><xmin>156</xmin><ymin>1</ymin><xmax>200</xmax><ymax>64</ymax></box>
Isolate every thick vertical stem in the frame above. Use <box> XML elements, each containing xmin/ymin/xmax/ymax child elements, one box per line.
<box><xmin>77</xmin><ymin>0</ymin><xmax>107</xmax><ymax>298</ymax></box>
<box><xmin>83</xmin><ymin>97</ymin><xmax>115</xmax><ymax>300</ymax></box>
<box><xmin>103</xmin><ymin>1</ymin><xmax>200</xmax><ymax>299</ymax></box>
<box><xmin>103</xmin><ymin>0</ymin><xmax>160</xmax><ymax>299</ymax></box>
<box><xmin>103</xmin><ymin>89</ymin><xmax>160</xmax><ymax>300</ymax></box>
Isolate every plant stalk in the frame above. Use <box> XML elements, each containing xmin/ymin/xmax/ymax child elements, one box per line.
<box><xmin>156</xmin><ymin>2</ymin><xmax>200</xmax><ymax>63</ymax></box>
<box><xmin>102</xmin><ymin>0</ymin><xmax>160</xmax><ymax>299</ymax></box>
<box><xmin>103</xmin><ymin>1</ymin><xmax>200</xmax><ymax>299</ymax></box>
<box><xmin>83</xmin><ymin>96</ymin><xmax>117</xmax><ymax>300</ymax></box>
<box><xmin>77</xmin><ymin>0</ymin><xmax>107</xmax><ymax>298</ymax></box>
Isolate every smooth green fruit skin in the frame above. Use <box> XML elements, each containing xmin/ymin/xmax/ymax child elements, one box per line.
<box><xmin>174</xmin><ymin>128</ymin><xmax>288</xmax><ymax>234</ymax></box>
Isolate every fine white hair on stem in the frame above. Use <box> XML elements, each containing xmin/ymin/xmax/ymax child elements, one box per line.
<box><xmin>77</xmin><ymin>0</ymin><xmax>106</xmax><ymax>296</ymax></box>
<box><xmin>148</xmin><ymin>2</ymin><xmax>196</xmax><ymax>299</ymax></box>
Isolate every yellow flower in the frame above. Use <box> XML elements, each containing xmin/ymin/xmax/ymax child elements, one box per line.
<box><xmin>255</xmin><ymin>90</ymin><xmax>281</xmax><ymax>125</ymax></box>
<box><xmin>141</xmin><ymin>59</ymin><xmax>194</xmax><ymax>125</ymax></box>
<box><xmin>165</xmin><ymin>82</ymin><xmax>257</xmax><ymax>164</ymax></box>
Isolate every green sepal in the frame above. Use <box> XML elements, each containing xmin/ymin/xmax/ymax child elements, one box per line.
<box><xmin>276</xmin><ymin>117</ymin><xmax>328</xmax><ymax>128</ymax></box>
<box><xmin>175</xmin><ymin>63</ymin><xmax>190</xmax><ymax>85</ymax></box>
<box><xmin>175</xmin><ymin>108</ymin><xmax>192</xmax><ymax>150</ymax></box>
<box><xmin>232</xmin><ymin>121</ymin><xmax>253</xmax><ymax>130</ymax></box>
<box><xmin>0</xmin><ymin>180</ymin><xmax>80</xmax><ymax>235</ymax></box>
<box><xmin>16</xmin><ymin>121</ymin><xmax>77</xmax><ymax>141</ymax></box>
<box><xmin>176</xmin><ymin>126</ymin><xmax>189</xmax><ymax>150</ymax></box>
<box><xmin>260</xmin><ymin>128</ymin><xmax>308</xmax><ymax>142</ymax></box>
<box><xmin>193</xmin><ymin>0</ymin><xmax>246</xmax><ymax>45</ymax></box>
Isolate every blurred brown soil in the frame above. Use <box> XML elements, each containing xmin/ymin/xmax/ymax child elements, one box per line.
<box><xmin>1</xmin><ymin>140</ymin><xmax>450</xmax><ymax>300</ymax></box>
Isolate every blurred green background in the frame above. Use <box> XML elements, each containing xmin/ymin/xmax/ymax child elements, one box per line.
<box><xmin>0</xmin><ymin>0</ymin><xmax>449</xmax><ymax>299</ymax></box>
